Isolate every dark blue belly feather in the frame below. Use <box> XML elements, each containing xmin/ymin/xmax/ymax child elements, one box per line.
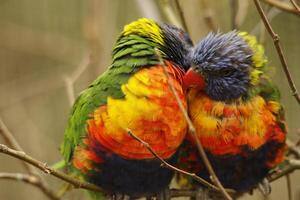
<box><xmin>86</xmin><ymin>143</ymin><xmax>177</xmax><ymax>197</ymax></box>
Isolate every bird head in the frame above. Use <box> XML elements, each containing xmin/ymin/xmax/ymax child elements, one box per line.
<box><xmin>122</xmin><ymin>18</ymin><xmax>193</xmax><ymax>70</ymax></box>
<box><xmin>183</xmin><ymin>31</ymin><xmax>267</xmax><ymax>101</ymax></box>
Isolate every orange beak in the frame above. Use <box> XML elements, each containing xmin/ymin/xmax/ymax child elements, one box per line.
<box><xmin>183</xmin><ymin>68</ymin><xmax>205</xmax><ymax>91</ymax></box>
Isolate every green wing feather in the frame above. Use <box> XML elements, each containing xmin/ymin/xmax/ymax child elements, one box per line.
<box><xmin>61</xmin><ymin>34</ymin><xmax>160</xmax><ymax>164</ymax></box>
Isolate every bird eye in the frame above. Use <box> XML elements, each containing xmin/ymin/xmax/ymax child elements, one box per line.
<box><xmin>222</xmin><ymin>69</ymin><xmax>232</xmax><ymax>76</ymax></box>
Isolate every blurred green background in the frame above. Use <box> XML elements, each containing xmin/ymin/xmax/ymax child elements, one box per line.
<box><xmin>0</xmin><ymin>0</ymin><xmax>299</xmax><ymax>199</ymax></box>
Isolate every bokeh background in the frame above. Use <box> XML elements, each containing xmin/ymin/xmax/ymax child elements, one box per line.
<box><xmin>0</xmin><ymin>0</ymin><xmax>299</xmax><ymax>199</ymax></box>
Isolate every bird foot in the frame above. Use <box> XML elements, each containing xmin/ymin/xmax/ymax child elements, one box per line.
<box><xmin>156</xmin><ymin>189</ymin><xmax>170</xmax><ymax>200</ymax></box>
<box><xmin>111</xmin><ymin>193</ymin><xmax>130</xmax><ymax>200</ymax></box>
<box><xmin>258</xmin><ymin>178</ymin><xmax>272</xmax><ymax>197</ymax></box>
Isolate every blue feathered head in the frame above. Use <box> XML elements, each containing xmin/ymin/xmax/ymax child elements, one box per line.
<box><xmin>184</xmin><ymin>31</ymin><xmax>260</xmax><ymax>101</ymax></box>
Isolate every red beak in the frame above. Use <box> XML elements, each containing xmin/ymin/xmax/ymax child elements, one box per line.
<box><xmin>183</xmin><ymin>68</ymin><xmax>205</xmax><ymax>91</ymax></box>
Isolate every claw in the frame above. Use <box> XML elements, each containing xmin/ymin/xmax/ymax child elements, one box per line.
<box><xmin>258</xmin><ymin>178</ymin><xmax>272</xmax><ymax>197</ymax></box>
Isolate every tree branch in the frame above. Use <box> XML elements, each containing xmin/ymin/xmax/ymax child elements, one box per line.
<box><xmin>199</xmin><ymin>0</ymin><xmax>217</xmax><ymax>31</ymax></box>
<box><xmin>154</xmin><ymin>49</ymin><xmax>233</xmax><ymax>200</ymax></box>
<box><xmin>126</xmin><ymin>129</ymin><xmax>234</xmax><ymax>194</ymax></box>
<box><xmin>174</xmin><ymin>0</ymin><xmax>190</xmax><ymax>34</ymax></box>
<box><xmin>286</xmin><ymin>174</ymin><xmax>293</xmax><ymax>200</ymax></box>
<box><xmin>268</xmin><ymin>159</ymin><xmax>300</xmax><ymax>182</ymax></box>
<box><xmin>262</xmin><ymin>0</ymin><xmax>300</xmax><ymax>16</ymax></box>
<box><xmin>253</xmin><ymin>0</ymin><xmax>300</xmax><ymax>104</ymax></box>
<box><xmin>63</xmin><ymin>53</ymin><xmax>90</xmax><ymax>106</ymax></box>
<box><xmin>158</xmin><ymin>0</ymin><xmax>183</xmax><ymax>29</ymax></box>
<box><xmin>230</xmin><ymin>0</ymin><xmax>239</xmax><ymax>29</ymax></box>
<box><xmin>290</xmin><ymin>0</ymin><xmax>300</xmax><ymax>12</ymax></box>
<box><xmin>0</xmin><ymin>144</ymin><xmax>104</xmax><ymax>193</ymax></box>
<box><xmin>286</xmin><ymin>139</ymin><xmax>300</xmax><ymax>158</ymax></box>
<box><xmin>0</xmin><ymin>118</ymin><xmax>34</xmax><ymax>173</ymax></box>
<box><xmin>0</xmin><ymin>118</ymin><xmax>61</xmax><ymax>200</ymax></box>
<box><xmin>0</xmin><ymin>172</ymin><xmax>60</xmax><ymax>200</ymax></box>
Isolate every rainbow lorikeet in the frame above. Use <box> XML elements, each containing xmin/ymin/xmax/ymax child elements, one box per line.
<box><xmin>61</xmin><ymin>18</ymin><xmax>192</xmax><ymax>198</ymax></box>
<box><xmin>179</xmin><ymin>31</ymin><xmax>286</xmax><ymax>194</ymax></box>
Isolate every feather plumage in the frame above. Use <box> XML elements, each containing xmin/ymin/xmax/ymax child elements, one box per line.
<box><xmin>61</xmin><ymin>18</ymin><xmax>192</xmax><ymax>198</ymax></box>
<box><xmin>180</xmin><ymin>31</ymin><xmax>286</xmax><ymax>193</ymax></box>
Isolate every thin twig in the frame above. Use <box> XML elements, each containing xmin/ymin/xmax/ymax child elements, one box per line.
<box><xmin>251</xmin><ymin>7</ymin><xmax>281</xmax><ymax>35</ymax></box>
<box><xmin>64</xmin><ymin>53</ymin><xmax>90</xmax><ymax>106</ymax></box>
<box><xmin>262</xmin><ymin>0</ymin><xmax>300</xmax><ymax>16</ymax></box>
<box><xmin>268</xmin><ymin>160</ymin><xmax>300</xmax><ymax>182</ymax></box>
<box><xmin>158</xmin><ymin>0</ymin><xmax>183</xmax><ymax>29</ymax></box>
<box><xmin>253</xmin><ymin>0</ymin><xmax>300</xmax><ymax>104</ymax></box>
<box><xmin>199</xmin><ymin>0</ymin><xmax>217</xmax><ymax>31</ymax></box>
<box><xmin>230</xmin><ymin>0</ymin><xmax>238</xmax><ymax>29</ymax></box>
<box><xmin>0</xmin><ymin>118</ymin><xmax>60</xmax><ymax>200</ymax></box>
<box><xmin>286</xmin><ymin>174</ymin><xmax>293</xmax><ymax>200</ymax></box>
<box><xmin>290</xmin><ymin>0</ymin><xmax>300</xmax><ymax>12</ymax></box>
<box><xmin>235</xmin><ymin>0</ymin><xmax>250</xmax><ymax>28</ymax></box>
<box><xmin>0</xmin><ymin>144</ymin><xmax>104</xmax><ymax>193</ymax></box>
<box><xmin>0</xmin><ymin>172</ymin><xmax>60</xmax><ymax>200</ymax></box>
<box><xmin>154</xmin><ymin>50</ymin><xmax>233</xmax><ymax>200</ymax></box>
<box><xmin>0</xmin><ymin>118</ymin><xmax>34</xmax><ymax>173</ymax></box>
<box><xmin>174</xmin><ymin>0</ymin><xmax>190</xmax><ymax>33</ymax></box>
<box><xmin>126</xmin><ymin>129</ymin><xmax>234</xmax><ymax>194</ymax></box>
<box><xmin>287</xmin><ymin>139</ymin><xmax>300</xmax><ymax>158</ymax></box>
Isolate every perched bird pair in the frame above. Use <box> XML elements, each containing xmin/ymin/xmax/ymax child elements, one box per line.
<box><xmin>61</xmin><ymin>18</ymin><xmax>286</xmax><ymax>199</ymax></box>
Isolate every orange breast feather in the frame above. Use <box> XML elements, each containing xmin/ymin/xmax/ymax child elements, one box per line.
<box><xmin>187</xmin><ymin>89</ymin><xmax>286</xmax><ymax>156</ymax></box>
<box><xmin>85</xmin><ymin>62</ymin><xmax>187</xmax><ymax>160</ymax></box>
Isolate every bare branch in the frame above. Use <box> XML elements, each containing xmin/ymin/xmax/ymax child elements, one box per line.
<box><xmin>253</xmin><ymin>0</ymin><xmax>300</xmax><ymax>104</ymax></box>
<box><xmin>63</xmin><ymin>53</ymin><xmax>90</xmax><ymax>106</ymax></box>
<box><xmin>262</xmin><ymin>0</ymin><xmax>300</xmax><ymax>16</ymax></box>
<box><xmin>268</xmin><ymin>159</ymin><xmax>300</xmax><ymax>182</ymax></box>
<box><xmin>235</xmin><ymin>0</ymin><xmax>250</xmax><ymax>28</ymax></box>
<box><xmin>251</xmin><ymin>7</ymin><xmax>281</xmax><ymax>35</ymax></box>
<box><xmin>230</xmin><ymin>0</ymin><xmax>239</xmax><ymax>29</ymax></box>
<box><xmin>0</xmin><ymin>118</ymin><xmax>33</xmax><ymax>173</ymax></box>
<box><xmin>0</xmin><ymin>144</ymin><xmax>104</xmax><ymax>193</ymax></box>
<box><xmin>199</xmin><ymin>0</ymin><xmax>217</xmax><ymax>31</ymax></box>
<box><xmin>174</xmin><ymin>0</ymin><xmax>190</xmax><ymax>33</ymax></box>
<box><xmin>290</xmin><ymin>0</ymin><xmax>300</xmax><ymax>12</ymax></box>
<box><xmin>154</xmin><ymin>50</ymin><xmax>233</xmax><ymax>200</ymax></box>
<box><xmin>0</xmin><ymin>113</ymin><xmax>64</xmax><ymax>200</ymax></box>
<box><xmin>286</xmin><ymin>174</ymin><xmax>293</xmax><ymax>200</ymax></box>
<box><xmin>0</xmin><ymin>172</ymin><xmax>60</xmax><ymax>200</ymax></box>
<box><xmin>126</xmin><ymin>129</ymin><xmax>235</xmax><ymax>194</ymax></box>
<box><xmin>158</xmin><ymin>0</ymin><xmax>183</xmax><ymax>29</ymax></box>
<box><xmin>287</xmin><ymin>139</ymin><xmax>300</xmax><ymax>158</ymax></box>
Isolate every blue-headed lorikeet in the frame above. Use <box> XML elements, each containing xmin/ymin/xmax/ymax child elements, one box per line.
<box><xmin>61</xmin><ymin>18</ymin><xmax>193</xmax><ymax>198</ymax></box>
<box><xmin>179</xmin><ymin>31</ymin><xmax>286</xmax><ymax>194</ymax></box>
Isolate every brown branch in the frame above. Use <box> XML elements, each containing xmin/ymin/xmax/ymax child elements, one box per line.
<box><xmin>0</xmin><ymin>118</ymin><xmax>33</xmax><ymax>173</ymax></box>
<box><xmin>287</xmin><ymin>139</ymin><xmax>300</xmax><ymax>158</ymax></box>
<box><xmin>253</xmin><ymin>0</ymin><xmax>300</xmax><ymax>104</ymax></box>
<box><xmin>290</xmin><ymin>0</ymin><xmax>300</xmax><ymax>12</ymax></box>
<box><xmin>262</xmin><ymin>0</ymin><xmax>300</xmax><ymax>16</ymax></box>
<box><xmin>268</xmin><ymin>159</ymin><xmax>300</xmax><ymax>182</ymax></box>
<box><xmin>0</xmin><ymin>144</ymin><xmax>104</xmax><ymax>193</ymax></box>
<box><xmin>158</xmin><ymin>0</ymin><xmax>183</xmax><ymax>29</ymax></box>
<box><xmin>286</xmin><ymin>174</ymin><xmax>293</xmax><ymax>200</ymax></box>
<box><xmin>126</xmin><ymin>129</ymin><xmax>235</xmax><ymax>194</ymax></box>
<box><xmin>199</xmin><ymin>0</ymin><xmax>217</xmax><ymax>31</ymax></box>
<box><xmin>230</xmin><ymin>0</ymin><xmax>238</xmax><ymax>29</ymax></box>
<box><xmin>0</xmin><ymin>118</ymin><xmax>60</xmax><ymax>200</ymax></box>
<box><xmin>153</xmin><ymin>49</ymin><xmax>233</xmax><ymax>200</ymax></box>
<box><xmin>64</xmin><ymin>53</ymin><xmax>90</xmax><ymax>106</ymax></box>
<box><xmin>0</xmin><ymin>172</ymin><xmax>60</xmax><ymax>200</ymax></box>
<box><xmin>174</xmin><ymin>0</ymin><xmax>190</xmax><ymax>34</ymax></box>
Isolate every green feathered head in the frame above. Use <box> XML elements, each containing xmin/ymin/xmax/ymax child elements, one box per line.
<box><xmin>118</xmin><ymin>18</ymin><xmax>193</xmax><ymax>70</ymax></box>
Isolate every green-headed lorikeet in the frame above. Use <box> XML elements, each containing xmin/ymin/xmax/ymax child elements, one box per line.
<box><xmin>61</xmin><ymin>18</ymin><xmax>192</xmax><ymax>198</ymax></box>
<box><xmin>179</xmin><ymin>31</ymin><xmax>286</xmax><ymax>194</ymax></box>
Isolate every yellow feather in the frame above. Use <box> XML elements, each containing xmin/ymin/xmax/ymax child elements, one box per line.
<box><xmin>239</xmin><ymin>32</ymin><xmax>268</xmax><ymax>86</ymax></box>
<box><xmin>123</xmin><ymin>18</ymin><xmax>164</xmax><ymax>45</ymax></box>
